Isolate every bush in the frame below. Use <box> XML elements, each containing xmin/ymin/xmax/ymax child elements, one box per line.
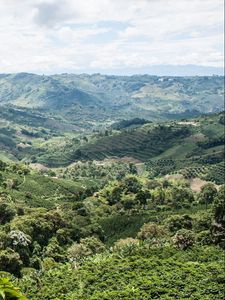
<box><xmin>113</xmin><ymin>238</ymin><xmax>139</xmax><ymax>256</ymax></box>
<box><xmin>196</xmin><ymin>230</ymin><xmax>212</xmax><ymax>245</ymax></box>
<box><xmin>173</xmin><ymin>229</ymin><xmax>195</xmax><ymax>250</ymax></box>
<box><xmin>137</xmin><ymin>223</ymin><xmax>166</xmax><ymax>243</ymax></box>
<box><xmin>199</xmin><ymin>183</ymin><xmax>217</xmax><ymax>207</ymax></box>
<box><xmin>68</xmin><ymin>237</ymin><xmax>105</xmax><ymax>268</ymax></box>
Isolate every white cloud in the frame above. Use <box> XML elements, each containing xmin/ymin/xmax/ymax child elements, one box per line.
<box><xmin>0</xmin><ymin>0</ymin><xmax>223</xmax><ymax>74</ymax></box>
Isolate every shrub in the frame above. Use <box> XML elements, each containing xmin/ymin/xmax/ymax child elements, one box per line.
<box><xmin>113</xmin><ymin>238</ymin><xmax>139</xmax><ymax>256</ymax></box>
<box><xmin>68</xmin><ymin>237</ymin><xmax>105</xmax><ymax>268</ymax></box>
<box><xmin>196</xmin><ymin>230</ymin><xmax>212</xmax><ymax>245</ymax></box>
<box><xmin>173</xmin><ymin>229</ymin><xmax>195</xmax><ymax>250</ymax></box>
<box><xmin>199</xmin><ymin>183</ymin><xmax>217</xmax><ymax>207</ymax></box>
<box><xmin>137</xmin><ymin>223</ymin><xmax>166</xmax><ymax>242</ymax></box>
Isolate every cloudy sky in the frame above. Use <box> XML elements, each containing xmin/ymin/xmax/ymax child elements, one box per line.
<box><xmin>0</xmin><ymin>0</ymin><xmax>223</xmax><ymax>75</ymax></box>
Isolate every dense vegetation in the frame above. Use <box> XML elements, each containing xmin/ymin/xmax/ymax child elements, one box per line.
<box><xmin>0</xmin><ymin>74</ymin><xmax>224</xmax><ymax>299</ymax></box>
<box><xmin>0</xmin><ymin>157</ymin><xmax>224</xmax><ymax>299</ymax></box>
<box><xmin>1</xmin><ymin>105</ymin><xmax>224</xmax><ymax>171</ymax></box>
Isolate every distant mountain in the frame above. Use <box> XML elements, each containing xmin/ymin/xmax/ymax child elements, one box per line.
<box><xmin>0</xmin><ymin>73</ymin><xmax>102</xmax><ymax>108</ymax></box>
<box><xmin>0</xmin><ymin>73</ymin><xmax>224</xmax><ymax>123</ymax></box>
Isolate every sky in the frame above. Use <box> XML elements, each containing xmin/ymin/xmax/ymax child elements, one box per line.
<box><xmin>0</xmin><ymin>0</ymin><xmax>224</xmax><ymax>75</ymax></box>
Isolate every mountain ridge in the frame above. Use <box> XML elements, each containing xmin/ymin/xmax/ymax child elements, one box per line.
<box><xmin>0</xmin><ymin>73</ymin><xmax>224</xmax><ymax>122</ymax></box>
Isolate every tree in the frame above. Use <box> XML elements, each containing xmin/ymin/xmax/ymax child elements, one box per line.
<box><xmin>121</xmin><ymin>195</ymin><xmax>136</xmax><ymax>210</ymax></box>
<box><xmin>165</xmin><ymin>214</ymin><xmax>192</xmax><ymax>233</ymax></box>
<box><xmin>135</xmin><ymin>190</ymin><xmax>151</xmax><ymax>206</ymax></box>
<box><xmin>68</xmin><ymin>243</ymin><xmax>89</xmax><ymax>268</ymax></box>
<box><xmin>108</xmin><ymin>186</ymin><xmax>122</xmax><ymax>205</ymax></box>
<box><xmin>152</xmin><ymin>188</ymin><xmax>165</xmax><ymax>205</ymax></box>
<box><xmin>213</xmin><ymin>185</ymin><xmax>225</xmax><ymax>223</ymax></box>
<box><xmin>165</xmin><ymin>186</ymin><xmax>194</xmax><ymax>209</ymax></box>
<box><xmin>128</xmin><ymin>163</ymin><xmax>137</xmax><ymax>174</ymax></box>
<box><xmin>113</xmin><ymin>238</ymin><xmax>139</xmax><ymax>256</ymax></box>
<box><xmin>0</xmin><ymin>173</ymin><xmax>4</xmax><ymax>186</ymax></box>
<box><xmin>211</xmin><ymin>185</ymin><xmax>225</xmax><ymax>247</ymax></box>
<box><xmin>80</xmin><ymin>236</ymin><xmax>105</xmax><ymax>255</ymax></box>
<box><xmin>0</xmin><ymin>249</ymin><xmax>22</xmax><ymax>277</ymax></box>
<box><xmin>0</xmin><ymin>203</ymin><xmax>16</xmax><ymax>225</ymax></box>
<box><xmin>9</xmin><ymin>230</ymin><xmax>31</xmax><ymax>247</ymax></box>
<box><xmin>200</xmin><ymin>183</ymin><xmax>217</xmax><ymax>208</ymax></box>
<box><xmin>43</xmin><ymin>237</ymin><xmax>65</xmax><ymax>262</ymax></box>
<box><xmin>122</xmin><ymin>177</ymin><xmax>142</xmax><ymax>194</ymax></box>
<box><xmin>68</xmin><ymin>237</ymin><xmax>105</xmax><ymax>268</ymax></box>
<box><xmin>0</xmin><ymin>160</ymin><xmax>6</xmax><ymax>171</ymax></box>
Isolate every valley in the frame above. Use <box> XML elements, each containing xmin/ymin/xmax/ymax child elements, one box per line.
<box><xmin>0</xmin><ymin>73</ymin><xmax>224</xmax><ymax>300</ymax></box>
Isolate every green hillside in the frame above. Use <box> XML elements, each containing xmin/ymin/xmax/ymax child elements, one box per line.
<box><xmin>36</xmin><ymin>112</ymin><xmax>224</xmax><ymax>169</ymax></box>
<box><xmin>0</xmin><ymin>74</ymin><xmax>224</xmax><ymax>123</ymax></box>
<box><xmin>0</xmin><ymin>106</ymin><xmax>224</xmax><ymax>176</ymax></box>
<box><xmin>0</xmin><ymin>74</ymin><xmax>224</xmax><ymax>300</ymax></box>
<box><xmin>0</xmin><ymin>158</ymin><xmax>224</xmax><ymax>299</ymax></box>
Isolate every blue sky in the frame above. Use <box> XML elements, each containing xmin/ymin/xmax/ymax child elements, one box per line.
<box><xmin>0</xmin><ymin>0</ymin><xmax>223</xmax><ymax>75</ymax></box>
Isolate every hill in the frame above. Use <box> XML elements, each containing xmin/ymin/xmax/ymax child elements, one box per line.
<box><xmin>0</xmin><ymin>73</ymin><xmax>223</xmax><ymax>165</ymax></box>
<box><xmin>36</xmin><ymin>112</ymin><xmax>224</xmax><ymax>168</ymax></box>
<box><xmin>0</xmin><ymin>106</ymin><xmax>224</xmax><ymax>177</ymax></box>
<box><xmin>0</xmin><ymin>73</ymin><xmax>224</xmax><ymax>124</ymax></box>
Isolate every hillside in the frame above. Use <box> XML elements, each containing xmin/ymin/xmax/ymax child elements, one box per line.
<box><xmin>0</xmin><ymin>106</ymin><xmax>224</xmax><ymax>178</ymax></box>
<box><xmin>0</xmin><ymin>74</ymin><xmax>224</xmax><ymax>300</ymax></box>
<box><xmin>0</xmin><ymin>73</ymin><xmax>223</xmax><ymax>165</ymax></box>
<box><xmin>37</xmin><ymin>112</ymin><xmax>224</xmax><ymax>173</ymax></box>
<box><xmin>0</xmin><ymin>159</ymin><xmax>224</xmax><ymax>299</ymax></box>
<box><xmin>0</xmin><ymin>73</ymin><xmax>224</xmax><ymax>123</ymax></box>
<box><xmin>0</xmin><ymin>112</ymin><xmax>224</xmax><ymax>299</ymax></box>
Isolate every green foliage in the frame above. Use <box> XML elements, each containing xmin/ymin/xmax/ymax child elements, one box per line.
<box><xmin>113</xmin><ymin>238</ymin><xmax>140</xmax><ymax>256</ymax></box>
<box><xmin>0</xmin><ymin>276</ymin><xmax>26</xmax><ymax>300</ymax></box>
<box><xmin>0</xmin><ymin>108</ymin><xmax>224</xmax><ymax>299</ymax></box>
<box><xmin>165</xmin><ymin>214</ymin><xmax>193</xmax><ymax>232</ymax></box>
<box><xmin>19</xmin><ymin>246</ymin><xmax>224</xmax><ymax>300</ymax></box>
<box><xmin>0</xmin><ymin>250</ymin><xmax>22</xmax><ymax>277</ymax></box>
<box><xmin>211</xmin><ymin>185</ymin><xmax>225</xmax><ymax>247</ymax></box>
<box><xmin>68</xmin><ymin>237</ymin><xmax>105</xmax><ymax>267</ymax></box>
<box><xmin>0</xmin><ymin>204</ymin><xmax>16</xmax><ymax>225</ymax></box>
<box><xmin>137</xmin><ymin>223</ymin><xmax>166</xmax><ymax>242</ymax></box>
<box><xmin>199</xmin><ymin>183</ymin><xmax>217</xmax><ymax>207</ymax></box>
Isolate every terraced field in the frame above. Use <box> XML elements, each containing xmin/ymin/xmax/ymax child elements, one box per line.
<box><xmin>146</xmin><ymin>155</ymin><xmax>224</xmax><ymax>184</ymax></box>
<box><xmin>75</xmin><ymin>124</ymin><xmax>191</xmax><ymax>162</ymax></box>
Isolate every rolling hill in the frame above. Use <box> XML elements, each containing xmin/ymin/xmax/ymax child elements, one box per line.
<box><xmin>0</xmin><ymin>73</ymin><xmax>224</xmax><ymax>124</ymax></box>
<box><xmin>0</xmin><ymin>74</ymin><xmax>224</xmax><ymax>300</ymax></box>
